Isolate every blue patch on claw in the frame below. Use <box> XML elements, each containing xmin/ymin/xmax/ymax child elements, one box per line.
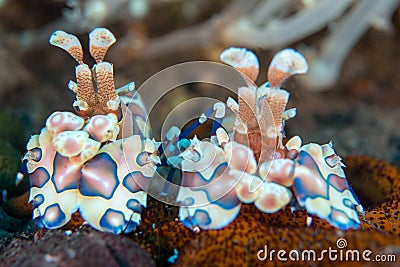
<box><xmin>328</xmin><ymin>207</ymin><xmax>360</xmax><ymax>230</ymax></box>
<box><xmin>34</xmin><ymin>217</ymin><xmax>45</xmax><ymax>228</ymax></box>
<box><xmin>99</xmin><ymin>208</ymin><xmax>128</xmax><ymax>234</ymax></box>
<box><xmin>181</xmin><ymin>209</ymin><xmax>212</xmax><ymax>229</ymax></box>
<box><xmin>32</xmin><ymin>194</ymin><xmax>45</xmax><ymax>208</ymax></box>
<box><xmin>80</xmin><ymin>153</ymin><xmax>119</xmax><ymax>199</ymax></box>
<box><xmin>52</xmin><ymin>154</ymin><xmax>80</xmax><ymax>193</ymax></box>
<box><xmin>41</xmin><ymin>203</ymin><xmax>67</xmax><ymax>229</ymax></box>
<box><xmin>123</xmin><ymin>220</ymin><xmax>138</xmax><ymax>234</ymax></box>
<box><xmin>127</xmin><ymin>199</ymin><xmax>143</xmax><ymax>213</ymax></box>
<box><xmin>30</xmin><ymin>167</ymin><xmax>50</xmax><ymax>188</ymax></box>
<box><xmin>122</xmin><ymin>171</ymin><xmax>149</xmax><ymax>193</ymax></box>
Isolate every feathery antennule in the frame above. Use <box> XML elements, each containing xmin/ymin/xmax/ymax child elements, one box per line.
<box><xmin>95</xmin><ymin>62</ymin><xmax>119</xmax><ymax>112</ymax></box>
<box><xmin>267</xmin><ymin>49</ymin><xmax>308</xmax><ymax>89</ymax></box>
<box><xmin>237</xmin><ymin>86</ymin><xmax>258</xmax><ymax>130</ymax></box>
<box><xmin>257</xmin><ymin>96</ymin><xmax>278</xmax><ymax>146</ymax></box>
<box><xmin>75</xmin><ymin>64</ymin><xmax>96</xmax><ymax>111</ymax></box>
<box><xmin>89</xmin><ymin>28</ymin><xmax>116</xmax><ymax>63</ymax></box>
<box><xmin>49</xmin><ymin>30</ymin><xmax>84</xmax><ymax>64</ymax></box>
<box><xmin>263</xmin><ymin>89</ymin><xmax>289</xmax><ymax>132</ymax></box>
<box><xmin>220</xmin><ymin>47</ymin><xmax>259</xmax><ymax>83</ymax></box>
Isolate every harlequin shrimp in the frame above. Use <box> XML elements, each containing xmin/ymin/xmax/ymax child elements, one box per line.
<box><xmin>173</xmin><ymin>47</ymin><xmax>364</xmax><ymax>231</ymax></box>
<box><xmin>19</xmin><ymin>27</ymin><xmax>363</xmax><ymax>235</ymax></box>
<box><xmin>20</xmin><ymin>28</ymin><xmax>158</xmax><ymax>234</ymax></box>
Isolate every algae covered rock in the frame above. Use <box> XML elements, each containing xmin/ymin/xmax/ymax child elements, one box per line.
<box><xmin>0</xmin><ymin>227</ymin><xmax>156</xmax><ymax>267</ymax></box>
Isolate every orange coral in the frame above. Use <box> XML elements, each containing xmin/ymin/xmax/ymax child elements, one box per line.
<box><xmin>345</xmin><ymin>155</ymin><xmax>400</xmax><ymax>234</ymax></box>
<box><xmin>132</xmin><ymin>155</ymin><xmax>400</xmax><ymax>266</ymax></box>
<box><xmin>136</xmin><ymin>203</ymin><xmax>400</xmax><ymax>266</ymax></box>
